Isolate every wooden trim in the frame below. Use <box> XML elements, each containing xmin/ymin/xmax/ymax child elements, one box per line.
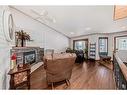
<box><xmin>114</xmin><ymin>35</ymin><xmax>127</xmax><ymax>38</ymax></box>
<box><xmin>113</xmin><ymin>5</ymin><xmax>116</xmax><ymax>20</ymax></box>
<box><xmin>114</xmin><ymin>36</ymin><xmax>116</xmax><ymax>52</ymax></box>
<box><xmin>73</xmin><ymin>38</ymin><xmax>88</xmax><ymax>42</ymax></box>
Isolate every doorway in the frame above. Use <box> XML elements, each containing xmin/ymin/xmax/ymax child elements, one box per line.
<box><xmin>114</xmin><ymin>35</ymin><xmax>127</xmax><ymax>52</ymax></box>
<box><xmin>73</xmin><ymin>39</ymin><xmax>88</xmax><ymax>58</ymax></box>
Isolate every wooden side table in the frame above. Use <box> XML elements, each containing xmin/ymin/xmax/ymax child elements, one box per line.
<box><xmin>8</xmin><ymin>64</ymin><xmax>31</xmax><ymax>89</ymax></box>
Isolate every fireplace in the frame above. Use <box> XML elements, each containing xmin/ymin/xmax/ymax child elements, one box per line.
<box><xmin>11</xmin><ymin>47</ymin><xmax>44</xmax><ymax>65</ymax></box>
<box><xmin>23</xmin><ymin>50</ymin><xmax>36</xmax><ymax>64</ymax></box>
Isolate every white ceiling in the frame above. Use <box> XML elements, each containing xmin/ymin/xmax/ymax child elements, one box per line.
<box><xmin>12</xmin><ymin>6</ymin><xmax>127</xmax><ymax>38</ymax></box>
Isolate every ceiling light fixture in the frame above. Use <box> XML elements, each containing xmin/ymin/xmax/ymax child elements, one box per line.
<box><xmin>31</xmin><ymin>9</ymin><xmax>56</xmax><ymax>23</ymax></box>
<box><xmin>121</xmin><ymin>26</ymin><xmax>126</xmax><ymax>29</ymax></box>
<box><xmin>70</xmin><ymin>32</ymin><xmax>74</xmax><ymax>34</ymax></box>
<box><xmin>85</xmin><ymin>27</ymin><xmax>91</xmax><ymax>31</ymax></box>
<box><xmin>31</xmin><ymin>9</ymin><xmax>48</xmax><ymax>16</ymax></box>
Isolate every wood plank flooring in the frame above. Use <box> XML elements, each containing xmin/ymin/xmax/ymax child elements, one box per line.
<box><xmin>30</xmin><ymin>61</ymin><xmax>116</xmax><ymax>89</ymax></box>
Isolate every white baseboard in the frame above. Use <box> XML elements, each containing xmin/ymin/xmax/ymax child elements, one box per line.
<box><xmin>31</xmin><ymin>62</ymin><xmax>43</xmax><ymax>73</ymax></box>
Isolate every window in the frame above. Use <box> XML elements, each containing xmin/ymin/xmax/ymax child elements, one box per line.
<box><xmin>116</xmin><ymin>38</ymin><xmax>127</xmax><ymax>50</ymax></box>
<box><xmin>99</xmin><ymin>37</ymin><xmax>108</xmax><ymax>53</ymax></box>
<box><xmin>73</xmin><ymin>39</ymin><xmax>88</xmax><ymax>51</ymax></box>
<box><xmin>75</xmin><ymin>41</ymin><xmax>86</xmax><ymax>50</ymax></box>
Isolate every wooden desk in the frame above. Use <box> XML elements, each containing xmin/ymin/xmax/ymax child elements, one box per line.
<box><xmin>8</xmin><ymin>64</ymin><xmax>31</xmax><ymax>89</ymax></box>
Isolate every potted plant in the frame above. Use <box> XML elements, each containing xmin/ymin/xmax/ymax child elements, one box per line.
<box><xmin>15</xmin><ymin>30</ymin><xmax>30</xmax><ymax>47</ymax></box>
<box><xmin>66</xmin><ymin>47</ymin><xmax>75</xmax><ymax>53</ymax></box>
<box><xmin>84</xmin><ymin>48</ymin><xmax>88</xmax><ymax>60</ymax></box>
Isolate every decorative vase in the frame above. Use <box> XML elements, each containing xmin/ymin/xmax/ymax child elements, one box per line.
<box><xmin>21</xmin><ymin>40</ymin><xmax>26</xmax><ymax>47</ymax></box>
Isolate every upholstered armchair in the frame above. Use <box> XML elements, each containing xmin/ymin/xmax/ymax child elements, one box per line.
<box><xmin>75</xmin><ymin>50</ymin><xmax>85</xmax><ymax>63</ymax></box>
<box><xmin>43</xmin><ymin>53</ymin><xmax>76</xmax><ymax>89</ymax></box>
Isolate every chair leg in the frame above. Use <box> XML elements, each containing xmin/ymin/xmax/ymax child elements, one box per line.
<box><xmin>67</xmin><ymin>80</ymin><xmax>70</xmax><ymax>85</ymax></box>
<box><xmin>65</xmin><ymin>80</ymin><xmax>69</xmax><ymax>86</ymax></box>
<box><xmin>51</xmin><ymin>83</ymin><xmax>54</xmax><ymax>89</ymax></box>
<box><xmin>65</xmin><ymin>79</ymin><xmax>70</xmax><ymax>86</ymax></box>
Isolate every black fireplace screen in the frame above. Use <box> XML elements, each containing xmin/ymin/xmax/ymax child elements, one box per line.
<box><xmin>23</xmin><ymin>50</ymin><xmax>36</xmax><ymax>64</ymax></box>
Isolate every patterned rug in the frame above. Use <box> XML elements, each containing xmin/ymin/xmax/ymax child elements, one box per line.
<box><xmin>97</xmin><ymin>61</ymin><xmax>113</xmax><ymax>70</ymax></box>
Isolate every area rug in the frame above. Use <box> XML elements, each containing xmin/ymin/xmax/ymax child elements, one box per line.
<box><xmin>97</xmin><ymin>61</ymin><xmax>113</xmax><ymax>70</ymax></box>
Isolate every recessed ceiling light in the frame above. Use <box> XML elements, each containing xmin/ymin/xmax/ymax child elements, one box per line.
<box><xmin>53</xmin><ymin>18</ymin><xmax>56</xmax><ymax>23</ymax></box>
<box><xmin>121</xmin><ymin>26</ymin><xmax>126</xmax><ymax>29</ymax></box>
<box><xmin>31</xmin><ymin>9</ymin><xmax>48</xmax><ymax>16</ymax></box>
<box><xmin>70</xmin><ymin>32</ymin><xmax>74</xmax><ymax>34</ymax></box>
<box><xmin>85</xmin><ymin>27</ymin><xmax>91</xmax><ymax>31</ymax></box>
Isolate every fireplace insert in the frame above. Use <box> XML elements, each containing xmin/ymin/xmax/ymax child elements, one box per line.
<box><xmin>23</xmin><ymin>50</ymin><xmax>36</xmax><ymax>64</ymax></box>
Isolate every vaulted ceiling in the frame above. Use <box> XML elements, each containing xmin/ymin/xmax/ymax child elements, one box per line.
<box><xmin>12</xmin><ymin>6</ymin><xmax>127</xmax><ymax>37</ymax></box>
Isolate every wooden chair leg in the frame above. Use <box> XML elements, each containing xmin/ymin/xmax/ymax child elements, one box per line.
<box><xmin>65</xmin><ymin>80</ymin><xmax>69</xmax><ymax>86</ymax></box>
<box><xmin>28</xmin><ymin>83</ymin><xmax>30</xmax><ymax>89</ymax></box>
<box><xmin>51</xmin><ymin>83</ymin><xmax>54</xmax><ymax>89</ymax></box>
<box><xmin>65</xmin><ymin>79</ymin><xmax>70</xmax><ymax>86</ymax></box>
<box><xmin>67</xmin><ymin>80</ymin><xmax>70</xmax><ymax>85</ymax></box>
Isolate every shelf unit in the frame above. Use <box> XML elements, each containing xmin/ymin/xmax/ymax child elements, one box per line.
<box><xmin>89</xmin><ymin>43</ymin><xmax>96</xmax><ymax>60</ymax></box>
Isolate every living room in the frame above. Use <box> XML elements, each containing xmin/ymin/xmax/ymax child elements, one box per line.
<box><xmin>0</xmin><ymin>3</ymin><xmax>127</xmax><ymax>92</ymax></box>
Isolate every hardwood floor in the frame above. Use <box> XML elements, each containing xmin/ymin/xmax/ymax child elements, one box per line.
<box><xmin>30</xmin><ymin>61</ymin><xmax>116</xmax><ymax>89</ymax></box>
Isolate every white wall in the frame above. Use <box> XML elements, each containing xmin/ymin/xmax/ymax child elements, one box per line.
<box><xmin>44</xmin><ymin>27</ymin><xmax>69</xmax><ymax>53</ymax></box>
<box><xmin>10</xmin><ymin>7</ymin><xmax>44</xmax><ymax>47</ymax></box>
<box><xmin>10</xmin><ymin>7</ymin><xmax>69</xmax><ymax>52</ymax></box>
<box><xmin>0</xmin><ymin>6</ymin><xmax>69</xmax><ymax>89</ymax></box>
<box><xmin>70</xmin><ymin>32</ymin><xmax>127</xmax><ymax>60</ymax></box>
<box><xmin>0</xmin><ymin>6</ymin><xmax>11</xmax><ymax>89</ymax></box>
